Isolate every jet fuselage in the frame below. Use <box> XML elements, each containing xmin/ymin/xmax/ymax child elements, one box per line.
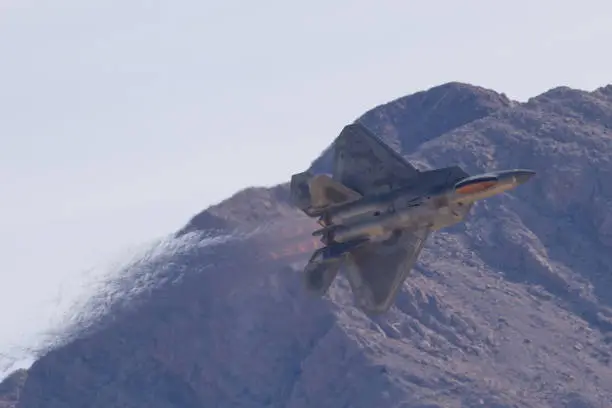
<box><xmin>314</xmin><ymin>169</ymin><xmax>535</xmax><ymax>245</ymax></box>
<box><xmin>291</xmin><ymin>122</ymin><xmax>537</xmax><ymax>314</ymax></box>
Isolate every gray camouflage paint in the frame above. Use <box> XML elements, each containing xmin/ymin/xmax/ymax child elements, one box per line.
<box><xmin>291</xmin><ymin>123</ymin><xmax>535</xmax><ymax>313</ymax></box>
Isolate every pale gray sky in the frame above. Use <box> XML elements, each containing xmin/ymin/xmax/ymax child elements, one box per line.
<box><xmin>0</xmin><ymin>0</ymin><xmax>610</xmax><ymax>374</ymax></box>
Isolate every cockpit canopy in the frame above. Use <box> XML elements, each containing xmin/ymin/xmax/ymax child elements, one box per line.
<box><xmin>454</xmin><ymin>174</ymin><xmax>499</xmax><ymax>195</ymax></box>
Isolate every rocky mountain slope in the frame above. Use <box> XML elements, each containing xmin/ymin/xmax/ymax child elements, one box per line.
<box><xmin>7</xmin><ymin>82</ymin><xmax>612</xmax><ymax>407</ymax></box>
<box><xmin>0</xmin><ymin>370</ymin><xmax>26</xmax><ymax>408</ymax></box>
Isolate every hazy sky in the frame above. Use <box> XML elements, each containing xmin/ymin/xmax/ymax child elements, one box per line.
<box><xmin>0</xmin><ymin>0</ymin><xmax>610</xmax><ymax>373</ymax></box>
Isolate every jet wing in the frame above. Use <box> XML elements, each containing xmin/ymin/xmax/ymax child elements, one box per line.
<box><xmin>344</xmin><ymin>227</ymin><xmax>429</xmax><ymax>313</ymax></box>
<box><xmin>333</xmin><ymin>123</ymin><xmax>419</xmax><ymax>195</ymax></box>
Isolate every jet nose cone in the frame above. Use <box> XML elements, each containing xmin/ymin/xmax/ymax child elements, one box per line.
<box><xmin>513</xmin><ymin>169</ymin><xmax>536</xmax><ymax>185</ymax></box>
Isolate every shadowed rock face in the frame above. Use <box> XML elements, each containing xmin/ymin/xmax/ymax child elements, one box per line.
<box><xmin>0</xmin><ymin>369</ymin><xmax>26</xmax><ymax>408</ymax></box>
<box><xmin>14</xmin><ymin>82</ymin><xmax>612</xmax><ymax>408</ymax></box>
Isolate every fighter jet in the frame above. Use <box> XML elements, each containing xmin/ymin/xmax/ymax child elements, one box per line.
<box><xmin>290</xmin><ymin>123</ymin><xmax>535</xmax><ymax>314</ymax></box>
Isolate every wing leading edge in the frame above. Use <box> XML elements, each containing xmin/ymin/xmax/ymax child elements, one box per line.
<box><xmin>344</xmin><ymin>227</ymin><xmax>430</xmax><ymax>313</ymax></box>
<box><xmin>333</xmin><ymin>123</ymin><xmax>419</xmax><ymax>195</ymax></box>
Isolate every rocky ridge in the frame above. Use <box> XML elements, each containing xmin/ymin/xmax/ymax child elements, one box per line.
<box><xmin>8</xmin><ymin>82</ymin><xmax>612</xmax><ymax>407</ymax></box>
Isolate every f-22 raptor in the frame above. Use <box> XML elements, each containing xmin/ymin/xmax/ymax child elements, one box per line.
<box><xmin>290</xmin><ymin>123</ymin><xmax>535</xmax><ymax>314</ymax></box>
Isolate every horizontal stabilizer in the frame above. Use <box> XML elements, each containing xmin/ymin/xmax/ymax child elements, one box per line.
<box><xmin>309</xmin><ymin>174</ymin><xmax>362</xmax><ymax>208</ymax></box>
<box><xmin>290</xmin><ymin>171</ymin><xmax>362</xmax><ymax>217</ymax></box>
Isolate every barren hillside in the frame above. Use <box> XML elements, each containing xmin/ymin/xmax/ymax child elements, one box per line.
<box><xmin>6</xmin><ymin>82</ymin><xmax>612</xmax><ymax>408</ymax></box>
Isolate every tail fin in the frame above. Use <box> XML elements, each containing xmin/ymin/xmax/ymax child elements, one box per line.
<box><xmin>303</xmin><ymin>247</ymin><xmax>344</xmax><ymax>294</ymax></box>
<box><xmin>290</xmin><ymin>171</ymin><xmax>362</xmax><ymax>217</ymax></box>
<box><xmin>303</xmin><ymin>238</ymin><xmax>368</xmax><ymax>295</ymax></box>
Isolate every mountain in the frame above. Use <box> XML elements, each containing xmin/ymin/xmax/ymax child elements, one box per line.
<box><xmin>0</xmin><ymin>369</ymin><xmax>26</xmax><ymax>408</ymax></box>
<box><xmin>9</xmin><ymin>82</ymin><xmax>612</xmax><ymax>407</ymax></box>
